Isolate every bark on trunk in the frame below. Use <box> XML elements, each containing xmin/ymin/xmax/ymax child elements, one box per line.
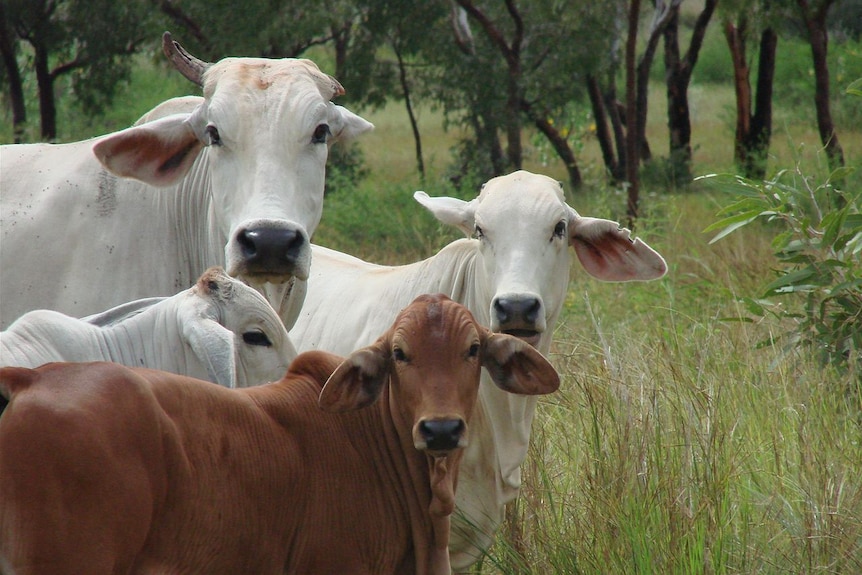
<box><xmin>33</xmin><ymin>43</ymin><xmax>56</xmax><ymax>141</ymax></box>
<box><xmin>0</xmin><ymin>7</ymin><xmax>26</xmax><ymax>142</ymax></box>
<box><xmin>586</xmin><ymin>74</ymin><xmax>620</xmax><ymax>182</ymax></box>
<box><xmin>797</xmin><ymin>0</ymin><xmax>844</xmax><ymax>169</ymax></box>
<box><xmin>725</xmin><ymin>19</ymin><xmax>778</xmax><ymax>179</ymax></box>
<box><xmin>394</xmin><ymin>44</ymin><xmax>424</xmax><ymax>179</ymax></box>
<box><xmin>663</xmin><ymin>0</ymin><xmax>718</xmax><ymax>182</ymax></box>
<box><xmin>625</xmin><ymin>0</ymin><xmax>641</xmax><ymax>223</ymax></box>
<box><xmin>523</xmin><ymin>100</ymin><xmax>582</xmax><ymax>189</ymax></box>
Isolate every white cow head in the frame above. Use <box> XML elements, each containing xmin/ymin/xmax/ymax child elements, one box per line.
<box><xmin>414</xmin><ymin>170</ymin><xmax>667</xmax><ymax>351</ymax></box>
<box><xmin>181</xmin><ymin>267</ymin><xmax>296</xmax><ymax>388</ymax></box>
<box><xmin>92</xmin><ymin>33</ymin><xmax>373</xmax><ymax>285</ymax></box>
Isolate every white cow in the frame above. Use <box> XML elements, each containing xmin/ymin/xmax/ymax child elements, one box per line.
<box><xmin>289</xmin><ymin>170</ymin><xmax>668</xmax><ymax>569</ymax></box>
<box><xmin>0</xmin><ymin>267</ymin><xmax>294</xmax><ymax>389</ymax></box>
<box><xmin>0</xmin><ymin>32</ymin><xmax>372</xmax><ymax>329</ymax></box>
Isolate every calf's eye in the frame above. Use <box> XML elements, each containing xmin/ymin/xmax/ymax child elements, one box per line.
<box><xmin>474</xmin><ymin>225</ymin><xmax>484</xmax><ymax>239</ymax></box>
<box><xmin>393</xmin><ymin>347</ymin><xmax>407</xmax><ymax>362</ymax></box>
<box><xmin>468</xmin><ymin>343</ymin><xmax>480</xmax><ymax>357</ymax></box>
<box><xmin>205</xmin><ymin>125</ymin><xmax>222</xmax><ymax>146</ymax></box>
<box><xmin>312</xmin><ymin>124</ymin><xmax>332</xmax><ymax>144</ymax></box>
<box><xmin>243</xmin><ymin>331</ymin><xmax>273</xmax><ymax>347</ymax></box>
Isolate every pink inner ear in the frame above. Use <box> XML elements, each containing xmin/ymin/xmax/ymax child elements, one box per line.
<box><xmin>93</xmin><ymin>120</ymin><xmax>202</xmax><ymax>188</ymax></box>
<box><xmin>572</xmin><ymin>233</ymin><xmax>667</xmax><ymax>282</ymax></box>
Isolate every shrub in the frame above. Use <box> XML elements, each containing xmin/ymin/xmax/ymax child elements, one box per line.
<box><xmin>701</xmin><ymin>159</ymin><xmax>861</xmax><ymax>379</ymax></box>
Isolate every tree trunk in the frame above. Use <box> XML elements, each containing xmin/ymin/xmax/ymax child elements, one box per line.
<box><xmin>331</xmin><ymin>22</ymin><xmax>351</xmax><ymax>86</ymax></box>
<box><xmin>586</xmin><ymin>74</ymin><xmax>620</xmax><ymax>183</ymax></box>
<box><xmin>394</xmin><ymin>43</ymin><xmax>424</xmax><ymax>180</ymax></box>
<box><xmin>505</xmin><ymin>67</ymin><xmax>523</xmax><ymax>170</ymax></box>
<box><xmin>797</xmin><ymin>0</ymin><xmax>844</xmax><ymax>169</ymax></box>
<box><xmin>725</xmin><ymin>19</ymin><xmax>778</xmax><ymax>180</ymax></box>
<box><xmin>625</xmin><ymin>0</ymin><xmax>641</xmax><ymax>223</ymax></box>
<box><xmin>663</xmin><ymin>0</ymin><xmax>718</xmax><ymax>182</ymax></box>
<box><xmin>522</xmin><ymin>100</ymin><xmax>582</xmax><ymax>189</ymax></box>
<box><xmin>0</xmin><ymin>5</ymin><xmax>26</xmax><ymax>142</ymax></box>
<box><xmin>745</xmin><ymin>29</ymin><xmax>778</xmax><ymax>179</ymax></box>
<box><xmin>607</xmin><ymin>84</ymin><xmax>628</xmax><ymax>183</ymax></box>
<box><xmin>33</xmin><ymin>42</ymin><xmax>56</xmax><ymax>141</ymax></box>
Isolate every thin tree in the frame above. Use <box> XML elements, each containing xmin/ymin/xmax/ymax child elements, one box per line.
<box><xmin>0</xmin><ymin>3</ymin><xmax>26</xmax><ymax>142</ymax></box>
<box><xmin>663</xmin><ymin>0</ymin><xmax>719</xmax><ymax>182</ymax></box>
<box><xmin>795</xmin><ymin>0</ymin><xmax>844</xmax><ymax>169</ymax></box>
<box><xmin>724</xmin><ymin>12</ymin><xmax>778</xmax><ymax>179</ymax></box>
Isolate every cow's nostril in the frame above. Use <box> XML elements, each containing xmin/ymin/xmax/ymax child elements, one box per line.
<box><xmin>237</xmin><ymin>229</ymin><xmax>258</xmax><ymax>257</ymax></box>
<box><xmin>524</xmin><ymin>298</ymin><xmax>541</xmax><ymax>323</ymax></box>
<box><xmin>493</xmin><ymin>299</ymin><xmax>510</xmax><ymax>324</ymax></box>
<box><xmin>419</xmin><ymin>419</ymin><xmax>465</xmax><ymax>452</ymax></box>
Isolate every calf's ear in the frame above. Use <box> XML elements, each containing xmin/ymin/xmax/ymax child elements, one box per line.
<box><xmin>179</xmin><ymin>297</ymin><xmax>237</xmax><ymax>388</ymax></box>
<box><xmin>319</xmin><ymin>339</ymin><xmax>390</xmax><ymax>412</ymax></box>
<box><xmin>568</xmin><ymin>208</ymin><xmax>667</xmax><ymax>282</ymax></box>
<box><xmin>482</xmin><ymin>334</ymin><xmax>560</xmax><ymax>396</ymax></box>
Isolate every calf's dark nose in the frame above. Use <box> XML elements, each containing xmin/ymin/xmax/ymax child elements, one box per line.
<box><xmin>419</xmin><ymin>419</ymin><xmax>465</xmax><ymax>452</ymax></box>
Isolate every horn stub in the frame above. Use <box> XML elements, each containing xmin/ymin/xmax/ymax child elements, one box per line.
<box><xmin>162</xmin><ymin>31</ymin><xmax>210</xmax><ymax>87</ymax></box>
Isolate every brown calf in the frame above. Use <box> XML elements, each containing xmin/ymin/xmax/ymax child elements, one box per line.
<box><xmin>0</xmin><ymin>294</ymin><xmax>559</xmax><ymax>575</ymax></box>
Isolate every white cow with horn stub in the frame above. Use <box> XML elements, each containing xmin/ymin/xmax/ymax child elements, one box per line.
<box><xmin>290</xmin><ymin>170</ymin><xmax>668</xmax><ymax>569</ymax></box>
<box><xmin>0</xmin><ymin>32</ymin><xmax>372</xmax><ymax>329</ymax></box>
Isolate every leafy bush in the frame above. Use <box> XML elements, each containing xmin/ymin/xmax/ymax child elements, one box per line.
<box><xmin>701</xmin><ymin>158</ymin><xmax>861</xmax><ymax>378</ymax></box>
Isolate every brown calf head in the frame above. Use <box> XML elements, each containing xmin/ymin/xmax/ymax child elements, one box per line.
<box><xmin>318</xmin><ymin>294</ymin><xmax>560</xmax><ymax>454</ymax></box>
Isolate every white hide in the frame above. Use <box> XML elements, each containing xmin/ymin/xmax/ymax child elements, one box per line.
<box><xmin>289</xmin><ymin>170</ymin><xmax>667</xmax><ymax>569</ymax></box>
<box><xmin>0</xmin><ymin>268</ymin><xmax>295</xmax><ymax>388</ymax></box>
<box><xmin>0</xmin><ymin>50</ymin><xmax>372</xmax><ymax>329</ymax></box>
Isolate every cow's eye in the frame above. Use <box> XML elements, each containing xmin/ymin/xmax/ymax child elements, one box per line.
<box><xmin>393</xmin><ymin>347</ymin><xmax>407</xmax><ymax>362</ymax></box>
<box><xmin>242</xmin><ymin>331</ymin><xmax>272</xmax><ymax>347</ymax></box>
<box><xmin>205</xmin><ymin>125</ymin><xmax>222</xmax><ymax>146</ymax></box>
<box><xmin>553</xmin><ymin>221</ymin><xmax>566</xmax><ymax>239</ymax></box>
<box><xmin>468</xmin><ymin>343</ymin><xmax>480</xmax><ymax>358</ymax></box>
<box><xmin>474</xmin><ymin>225</ymin><xmax>484</xmax><ymax>239</ymax></box>
<box><xmin>311</xmin><ymin>123</ymin><xmax>331</xmax><ymax>144</ymax></box>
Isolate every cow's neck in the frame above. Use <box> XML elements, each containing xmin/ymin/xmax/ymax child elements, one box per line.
<box><xmin>170</xmin><ymin>154</ymin><xmax>224</xmax><ymax>282</ymax></box>
<box><xmin>376</xmin><ymin>385</ymin><xmax>455</xmax><ymax>575</ymax></box>
<box><xmin>413</xmin><ymin>240</ymin><xmax>481</xmax><ymax>312</ymax></box>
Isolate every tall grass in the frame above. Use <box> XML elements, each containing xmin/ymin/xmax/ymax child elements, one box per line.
<box><xmin>473</xmin><ymin>193</ymin><xmax>862</xmax><ymax>574</ymax></box>
<box><xmin>315</xmin><ymin>177</ymin><xmax>861</xmax><ymax>573</ymax></box>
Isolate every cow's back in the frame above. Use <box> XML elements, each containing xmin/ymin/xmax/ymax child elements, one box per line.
<box><xmin>0</xmin><ymin>141</ymin><xmax>208</xmax><ymax>328</ymax></box>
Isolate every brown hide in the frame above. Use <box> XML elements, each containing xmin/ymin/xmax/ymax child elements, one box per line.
<box><xmin>0</xmin><ymin>295</ymin><xmax>559</xmax><ymax>575</ymax></box>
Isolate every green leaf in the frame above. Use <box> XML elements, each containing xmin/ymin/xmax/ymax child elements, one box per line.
<box><xmin>826</xmin><ymin>166</ymin><xmax>856</xmax><ymax>185</ymax></box>
<box><xmin>704</xmin><ymin>210</ymin><xmax>763</xmax><ymax>243</ymax></box>
<box><xmin>821</xmin><ymin>210</ymin><xmax>847</xmax><ymax>248</ymax></box>
<box><xmin>763</xmin><ymin>267</ymin><xmax>818</xmax><ymax>294</ymax></box>
<box><xmin>695</xmin><ymin>174</ymin><xmax>762</xmax><ymax>198</ymax></box>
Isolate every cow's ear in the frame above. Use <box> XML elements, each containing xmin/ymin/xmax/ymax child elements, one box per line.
<box><xmin>414</xmin><ymin>191</ymin><xmax>477</xmax><ymax>237</ymax></box>
<box><xmin>482</xmin><ymin>333</ymin><xmax>560</xmax><ymax>396</ymax></box>
<box><xmin>319</xmin><ymin>339</ymin><xmax>389</xmax><ymax>413</ymax></box>
<box><xmin>329</xmin><ymin>104</ymin><xmax>374</xmax><ymax>143</ymax></box>
<box><xmin>568</xmin><ymin>208</ymin><xmax>667</xmax><ymax>282</ymax></box>
<box><xmin>92</xmin><ymin>114</ymin><xmax>204</xmax><ymax>187</ymax></box>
